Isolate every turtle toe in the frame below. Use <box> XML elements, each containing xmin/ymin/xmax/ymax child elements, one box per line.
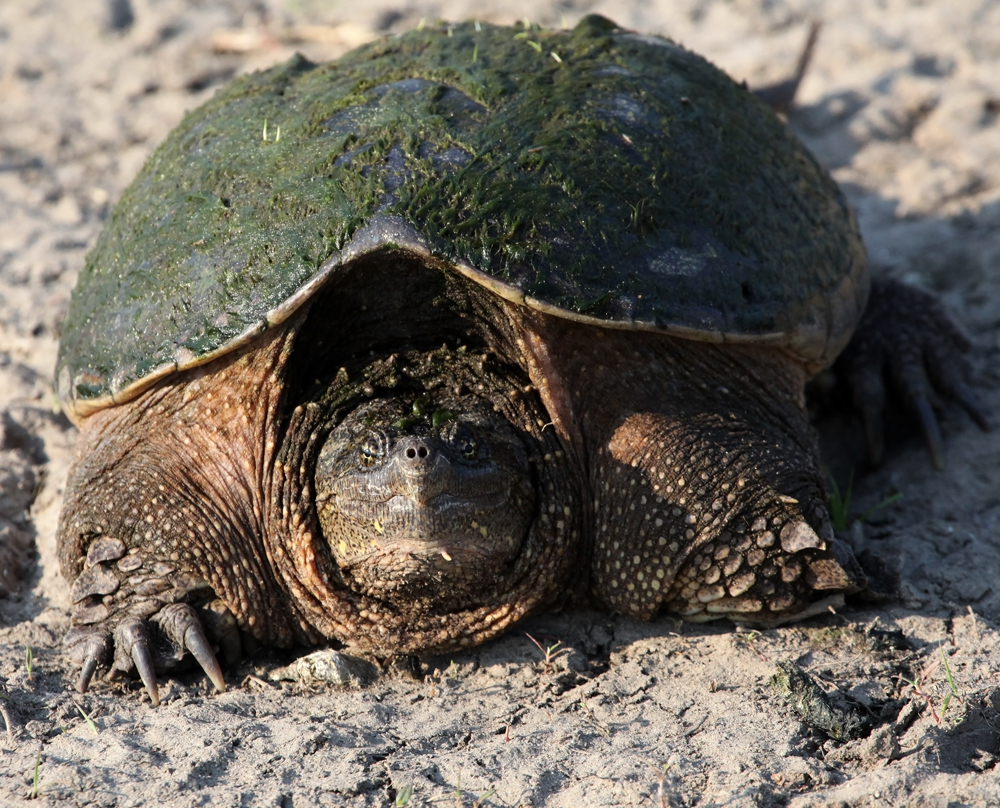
<box><xmin>112</xmin><ymin>617</ymin><xmax>159</xmax><ymax>706</ymax></box>
<box><xmin>64</xmin><ymin>627</ymin><xmax>112</xmax><ymax>694</ymax></box>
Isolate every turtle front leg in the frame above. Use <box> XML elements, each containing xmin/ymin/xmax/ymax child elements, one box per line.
<box><xmin>589</xmin><ymin>408</ymin><xmax>863</xmax><ymax>623</ymax></box>
<box><xmin>515</xmin><ymin>316</ymin><xmax>864</xmax><ymax>625</ymax></box>
<box><xmin>57</xmin><ymin>329</ymin><xmax>306</xmax><ymax>704</ymax></box>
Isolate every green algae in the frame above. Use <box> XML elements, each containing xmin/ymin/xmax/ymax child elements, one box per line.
<box><xmin>58</xmin><ymin>15</ymin><xmax>865</xmax><ymax>409</ymax></box>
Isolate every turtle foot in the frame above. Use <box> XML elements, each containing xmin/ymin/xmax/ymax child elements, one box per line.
<box><xmin>837</xmin><ymin>278</ymin><xmax>989</xmax><ymax>470</ymax></box>
<box><xmin>65</xmin><ymin>600</ymin><xmax>235</xmax><ymax>706</ymax></box>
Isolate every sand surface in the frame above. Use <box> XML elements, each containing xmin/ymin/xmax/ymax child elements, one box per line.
<box><xmin>2</xmin><ymin>0</ymin><xmax>1000</xmax><ymax>804</ymax></box>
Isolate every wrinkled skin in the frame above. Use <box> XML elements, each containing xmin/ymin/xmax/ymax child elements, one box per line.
<box><xmin>315</xmin><ymin>398</ymin><xmax>536</xmax><ymax>609</ymax></box>
<box><xmin>57</xmin><ymin>255</ymin><xmax>984</xmax><ymax>705</ymax></box>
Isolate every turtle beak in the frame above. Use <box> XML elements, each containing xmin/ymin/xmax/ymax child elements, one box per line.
<box><xmin>386</xmin><ymin>436</ymin><xmax>453</xmax><ymax>504</ymax></box>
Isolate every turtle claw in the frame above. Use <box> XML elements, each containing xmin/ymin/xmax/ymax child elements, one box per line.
<box><xmin>155</xmin><ymin>603</ymin><xmax>227</xmax><ymax>694</ymax></box>
<box><xmin>115</xmin><ymin>617</ymin><xmax>159</xmax><ymax>706</ymax></box>
<box><xmin>78</xmin><ymin>633</ymin><xmax>112</xmax><ymax>694</ymax></box>
<box><xmin>131</xmin><ymin>638</ymin><xmax>160</xmax><ymax>707</ymax></box>
<box><xmin>79</xmin><ymin>659</ymin><xmax>99</xmax><ymax>694</ymax></box>
<box><xmin>65</xmin><ymin>629</ymin><xmax>113</xmax><ymax>694</ymax></box>
<box><xmin>182</xmin><ymin>619</ymin><xmax>226</xmax><ymax>694</ymax></box>
<box><xmin>912</xmin><ymin>394</ymin><xmax>945</xmax><ymax>471</ymax></box>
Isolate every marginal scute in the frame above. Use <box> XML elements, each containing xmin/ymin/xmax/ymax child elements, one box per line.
<box><xmin>780</xmin><ymin>521</ymin><xmax>825</xmax><ymax>553</ymax></box>
<box><xmin>86</xmin><ymin>537</ymin><xmax>127</xmax><ymax>567</ymax></box>
<box><xmin>70</xmin><ymin>564</ymin><xmax>120</xmax><ymax>603</ymax></box>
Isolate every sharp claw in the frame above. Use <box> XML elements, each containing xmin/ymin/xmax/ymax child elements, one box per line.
<box><xmin>77</xmin><ymin>633</ymin><xmax>111</xmax><ymax>694</ymax></box>
<box><xmin>153</xmin><ymin>602</ymin><xmax>228</xmax><ymax>694</ymax></box>
<box><xmin>131</xmin><ymin>640</ymin><xmax>160</xmax><ymax>707</ymax></box>
<box><xmin>913</xmin><ymin>395</ymin><xmax>945</xmax><ymax>470</ymax></box>
<box><xmin>80</xmin><ymin>654</ymin><xmax>100</xmax><ymax>694</ymax></box>
<box><xmin>184</xmin><ymin>624</ymin><xmax>227</xmax><ymax>694</ymax></box>
<box><xmin>952</xmin><ymin>381</ymin><xmax>991</xmax><ymax>432</ymax></box>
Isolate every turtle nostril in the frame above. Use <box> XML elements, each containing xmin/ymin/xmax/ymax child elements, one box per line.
<box><xmin>400</xmin><ymin>440</ymin><xmax>434</xmax><ymax>464</ymax></box>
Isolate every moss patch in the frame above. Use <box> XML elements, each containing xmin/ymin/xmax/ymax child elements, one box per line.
<box><xmin>58</xmin><ymin>15</ymin><xmax>864</xmax><ymax>407</ymax></box>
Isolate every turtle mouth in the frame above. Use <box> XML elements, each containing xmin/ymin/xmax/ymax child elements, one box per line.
<box><xmin>332</xmin><ymin>490</ymin><xmax>518</xmax><ymax>560</ymax></box>
<box><xmin>337</xmin><ymin>490</ymin><xmax>510</xmax><ymax>519</ymax></box>
<box><xmin>338</xmin><ymin>538</ymin><xmax>490</xmax><ymax>568</ymax></box>
<box><xmin>331</xmin><ymin>488</ymin><xmax>527</xmax><ymax>603</ymax></box>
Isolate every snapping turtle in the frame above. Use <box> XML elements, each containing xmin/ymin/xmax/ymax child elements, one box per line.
<box><xmin>56</xmin><ymin>16</ymin><xmax>983</xmax><ymax>704</ymax></box>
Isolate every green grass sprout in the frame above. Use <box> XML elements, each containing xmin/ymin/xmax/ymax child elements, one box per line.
<box><xmin>940</xmin><ymin>647</ymin><xmax>960</xmax><ymax>719</ymax></box>
<box><xmin>395</xmin><ymin>783</ymin><xmax>413</xmax><ymax>806</ymax></box>
<box><xmin>827</xmin><ymin>469</ymin><xmax>901</xmax><ymax>531</ymax></box>
<box><xmin>76</xmin><ymin>703</ymin><xmax>99</xmax><ymax>735</ymax></box>
<box><xmin>525</xmin><ymin>633</ymin><xmax>572</xmax><ymax>673</ymax></box>
<box><xmin>827</xmin><ymin>469</ymin><xmax>853</xmax><ymax>532</ymax></box>
<box><xmin>29</xmin><ymin>752</ymin><xmax>41</xmax><ymax>799</ymax></box>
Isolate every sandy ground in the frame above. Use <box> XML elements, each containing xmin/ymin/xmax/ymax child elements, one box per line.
<box><xmin>2</xmin><ymin>0</ymin><xmax>1000</xmax><ymax>804</ymax></box>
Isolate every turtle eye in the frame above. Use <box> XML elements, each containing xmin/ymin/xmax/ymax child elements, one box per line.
<box><xmin>358</xmin><ymin>436</ymin><xmax>384</xmax><ymax>468</ymax></box>
<box><xmin>450</xmin><ymin>426</ymin><xmax>478</xmax><ymax>460</ymax></box>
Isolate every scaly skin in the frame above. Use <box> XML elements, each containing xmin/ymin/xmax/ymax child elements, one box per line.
<box><xmin>57</xmin><ymin>267</ymin><xmax>982</xmax><ymax>704</ymax></box>
<box><xmin>59</xmin><ymin>324</ymin><xmax>307</xmax><ymax>705</ymax></box>
<box><xmin>513</xmin><ymin>310</ymin><xmax>863</xmax><ymax>623</ymax></box>
<box><xmin>58</xmin><ymin>285</ymin><xmax>587</xmax><ymax>701</ymax></box>
<box><xmin>55</xmin><ymin>18</ymin><xmax>990</xmax><ymax>703</ymax></box>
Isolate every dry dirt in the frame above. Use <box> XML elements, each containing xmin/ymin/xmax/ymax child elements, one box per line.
<box><xmin>2</xmin><ymin>0</ymin><xmax>1000</xmax><ymax>805</ymax></box>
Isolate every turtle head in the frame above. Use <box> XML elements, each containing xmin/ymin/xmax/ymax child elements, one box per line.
<box><xmin>315</xmin><ymin>396</ymin><xmax>535</xmax><ymax>606</ymax></box>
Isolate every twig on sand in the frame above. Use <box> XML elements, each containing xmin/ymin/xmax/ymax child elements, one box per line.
<box><xmin>0</xmin><ymin>678</ymin><xmax>14</xmax><ymax>745</ymax></box>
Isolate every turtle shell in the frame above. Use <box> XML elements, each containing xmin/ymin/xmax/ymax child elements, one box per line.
<box><xmin>57</xmin><ymin>14</ymin><xmax>867</xmax><ymax>422</ymax></box>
